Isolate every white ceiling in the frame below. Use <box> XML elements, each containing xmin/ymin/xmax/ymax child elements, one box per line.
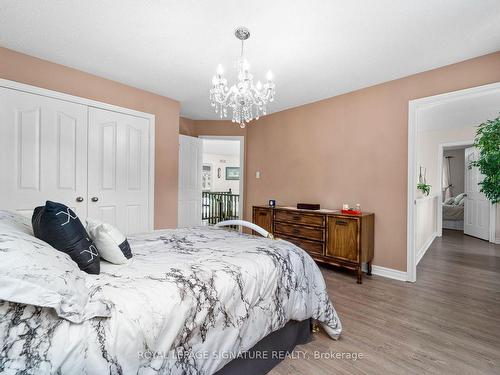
<box><xmin>418</xmin><ymin>88</ymin><xmax>500</xmax><ymax>132</ymax></box>
<box><xmin>1</xmin><ymin>0</ymin><xmax>499</xmax><ymax>120</ymax></box>
<box><xmin>202</xmin><ymin>139</ymin><xmax>240</xmax><ymax>156</ymax></box>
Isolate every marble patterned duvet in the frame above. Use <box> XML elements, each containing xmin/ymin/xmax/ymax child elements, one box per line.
<box><xmin>0</xmin><ymin>226</ymin><xmax>342</xmax><ymax>375</ymax></box>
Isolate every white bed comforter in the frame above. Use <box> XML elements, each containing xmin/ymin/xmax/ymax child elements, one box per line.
<box><xmin>0</xmin><ymin>227</ymin><xmax>341</xmax><ymax>375</ymax></box>
<box><xmin>442</xmin><ymin>204</ymin><xmax>464</xmax><ymax>221</ymax></box>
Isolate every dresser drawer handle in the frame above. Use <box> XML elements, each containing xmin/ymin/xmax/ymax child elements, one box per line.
<box><xmin>336</xmin><ymin>220</ymin><xmax>348</xmax><ymax>226</ymax></box>
<box><xmin>292</xmin><ymin>228</ymin><xmax>301</xmax><ymax>235</ymax></box>
<box><xmin>292</xmin><ymin>216</ymin><xmax>301</xmax><ymax>221</ymax></box>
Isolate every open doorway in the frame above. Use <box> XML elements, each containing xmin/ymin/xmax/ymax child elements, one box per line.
<box><xmin>200</xmin><ymin>136</ymin><xmax>244</xmax><ymax>226</ymax></box>
<box><xmin>438</xmin><ymin>143</ymin><xmax>491</xmax><ymax>239</ymax></box>
<box><xmin>440</xmin><ymin>144</ymin><xmax>471</xmax><ymax>233</ymax></box>
<box><xmin>407</xmin><ymin>82</ymin><xmax>500</xmax><ymax>282</ymax></box>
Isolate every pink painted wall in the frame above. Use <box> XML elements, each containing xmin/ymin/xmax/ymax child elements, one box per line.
<box><xmin>0</xmin><ymin>47</ymin><xmax>180</xmax><ymax>229</ymax></box>
<box><xmin>2</xmin><ymin>46</ymin><xmax>498</xmax><ymax>269</ymax></box>
<box><xmin>179</xmin><ymin>117</ymin><xmax>196</xmax><ymax>136</ymax></box>
<box><xmin>188</xmin><ymin>52</ymin><xmax>500</xmax><ymax>271</ymax></box>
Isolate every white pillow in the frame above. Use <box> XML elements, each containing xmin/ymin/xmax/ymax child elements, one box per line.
<box><xmin>0</xmin><ymin>219</ymin><xmax>112</xmax><ymax>323</ymax></box>
<box><xmin>453</xmin><ymin>193</ymin><xmax>466</xmax><ymax>205</ymax></box>
<box><xmin>443</xmin><ymin>197</ymin><xmax>455</xmax><ymax>205</ymax></box>
<box><xmin>86</xmin><ymin>218</ymin><xmax>132</xmax><ymax>264</ymax></box>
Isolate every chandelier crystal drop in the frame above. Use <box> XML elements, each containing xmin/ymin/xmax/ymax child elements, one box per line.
<box><xmin>209</xmin><ymin>27</ymin><xmax>275</xmax><ymax>128</ymax></box>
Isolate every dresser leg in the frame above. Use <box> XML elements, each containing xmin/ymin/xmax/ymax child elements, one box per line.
<box><xmin>357</xmin><ymin>267</ymin><xmax>363</xmax><ymax>284</ymax></box>
<box><xmin>367</xmin><ymin>261</ymin><xmax>372</xmax><ymax>276</ymax></box>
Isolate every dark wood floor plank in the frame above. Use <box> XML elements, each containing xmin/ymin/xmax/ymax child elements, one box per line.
<box><xmin>270</xmin><ymin>230</ymin><xmax>500</xmax><ymax>374</ymax></box>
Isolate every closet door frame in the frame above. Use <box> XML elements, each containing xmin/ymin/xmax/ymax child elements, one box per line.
<box><xmin>0</xmin><ymin>78</ymin><xmax>156</xmax><ymax>231</ymax></box>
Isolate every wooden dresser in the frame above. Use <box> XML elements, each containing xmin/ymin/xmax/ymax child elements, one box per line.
<box><xmin>253</xmin><ymin>205</ymin><xmax>374</xmax><ymax>283</ymax></box>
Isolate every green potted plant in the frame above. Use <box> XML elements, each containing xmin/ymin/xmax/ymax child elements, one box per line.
<box><xmin>417</xmin><ymin>166</ymin><xmax>431</xmax><ymax>197</ymax></box>
<box><xmin>470</xmin><ymin>116</ymin><xmax>500</xmax><ymax>204</ymax></box>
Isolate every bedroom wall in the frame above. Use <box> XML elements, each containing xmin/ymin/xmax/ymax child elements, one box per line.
<box><xmin>179</xmin><ymin>117</ymin><xmax>196</xmax><ymax>136</ymax></box>
<box><xmin>0</xmin><ymin>47</ymin><xmax>180</xmax><ymax>229</ymax></box>
<box><xmin>416</xmin><ymin>128</ymin><xmax>475</xmax><ymax>200</ymax></box>
<box><xmin>415</xmin><ymin>196</ymin><xmax>438</xmax><ymax>262</ymax></box>
<box><xmin>190</xmin><ymin>120</ymin><xmax>248</xmax><ymax>137</ymax></box>
<box><xmin>414</xmin><ymin>127</ymin><xmax>475</xmax><ymax>266</ymax></box>
<box><xmin>187</xmin><ymin>51</ymin><xmax>500</xmax><ymax>271</ymax></box>
<box><xmin>203</xmin><ymin>153</ymin><xmax>241</xmax><ymax>194</ymax></box>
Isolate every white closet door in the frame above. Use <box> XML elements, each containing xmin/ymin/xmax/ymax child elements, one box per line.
<box><xmin>178</xmin><ymin>135</ymin><xmax>203</xmax><ymax>227</ymax></box>
<box><xmin>464</xmin><ymin>147</ymin><xmax>490</xmax><ymax>240</ymax></box>
<box><xmin>0</xmin><ymin>87</ymin><xmax>88</xmax><ymax>218</ymax></box>
<box><xmin>87</xmin><ymin>107</ymin><xmax>150</xmax><ymax>235</ymax></box>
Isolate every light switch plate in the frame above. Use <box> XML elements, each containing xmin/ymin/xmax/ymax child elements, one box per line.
<box><xmin>256</xmin><ymin>171</ymin><xmax>261</xmax><ymax>179</ymax></box>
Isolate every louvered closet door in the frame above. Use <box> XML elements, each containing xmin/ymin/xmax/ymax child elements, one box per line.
<box><xmin>87</xmin><ymin>107</ymin><xmax>150</xmax><ymax>235</ymax></box>
<box><xmin>0</xmin><ymin>87</ymin><xmax>88</xmax><ymax>218</ymax></box>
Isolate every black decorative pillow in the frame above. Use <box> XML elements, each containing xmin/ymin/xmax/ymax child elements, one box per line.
<box><xmin>32</xmin><ymin>201</ymin><xmax>100</xmax><ymax>274</ymax></box>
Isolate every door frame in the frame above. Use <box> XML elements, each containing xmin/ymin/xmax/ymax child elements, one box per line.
<box><xmin>0</xmin><ymin>78</ymin><xmax>156</xmax><ymax>231</ymax></box>
<box><xmin>407</xmin><ymin>81</ymin><xmax>500</xmax><ymax>282</ymax></box>
<box><xmin>198</xmin><ymin>135</ymin><xmax>245</xmax><ymax>222</ymax></box>
<box><xmin>436</xmin><ymin>140</ymin><xmax>473</xmax><ymax>237</ymax></box>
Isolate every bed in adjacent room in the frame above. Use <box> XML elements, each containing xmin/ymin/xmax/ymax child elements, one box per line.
<box><xmin>0</xmin><ymin>210</ymin><xmax>341</xmax><ymax>375</ymax></box>
<box><xmin>442</xmin><ymin>194</ymin><xmax>465</xmax><ymax>231</ymax></box>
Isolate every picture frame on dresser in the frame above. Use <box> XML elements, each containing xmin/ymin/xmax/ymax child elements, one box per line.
<box><xmin>252</xmin><ymin>205</ymin><xmax>374</xmax><ymax>283</ymax></box>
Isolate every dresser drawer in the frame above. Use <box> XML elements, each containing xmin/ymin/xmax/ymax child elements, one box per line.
<box><xmin>274</xmin><ymin>210</ymin><xmax>324</xmax><ymax>227</ymax></box>
<box><xmin>326</xmin><ymin>216</ymin><xmax>359</xmax><ymax>262</ymax></box>
<box><xmin>277</xmin><ymin>234</ymin><xmax>324</xmax><ymax>256</ymax></box>
<box><xmin>253</xmin><ymin>207</ymin><xmax>272</xmax><ymax>233</ymax></box>
<box><xmin>274</xmin><ymin>222</ymin><xmax>324</xmax><ymax>241</ymax></box>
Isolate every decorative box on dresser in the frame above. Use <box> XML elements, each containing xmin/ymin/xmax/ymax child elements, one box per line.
<box><xmin>252</xmin><ymin>206</ymin><xmax>374</xmax><ymax>283</ymax></box>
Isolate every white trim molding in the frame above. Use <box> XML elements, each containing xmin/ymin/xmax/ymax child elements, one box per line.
<box><xmin>0</xmin><ymin>79</ymin><xmax>156</xmax><ymax>120</ymax></box>
<box><xmin>363</xmin><ymin>264</ymin><xmax>408</xmax><ymax>282</ymax></box>
<box><xmin>372</xmin><ymin>265</ymin><xmax>408</xmax><ymax>282</ymax></box>
<box><xmin>490</xmin><ymin>202</ymin><xmax>498</xmax><ymax>244</ymax></box>
<box><xmin>416</xmin><ymin>232</ymin><xmax>437</xmax><ymax>266</ymax></box>
<box><xmin>407</xmin><ymin>81</ymin><xmax>500</xmax><ymax>283</ymax></box>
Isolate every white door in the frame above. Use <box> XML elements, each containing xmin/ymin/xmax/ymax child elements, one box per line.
<box><xmin>88</xmin><ymin>107</ymin><xmax>150</xmax><ymax>235</ymax></box>
<box><xmin>464</xmin><ymin>147</ymin><xmax>490</xmax><ymax>240</ymax></box>
<box><xmin>0</xmin><ymin>87</ymin><xmax>88</xmax><ymax>218</ymax></box>
<box><xmin>178</xmin><ymin>135</ymin><xmax>202</xmax><ymax>227</ymax></box>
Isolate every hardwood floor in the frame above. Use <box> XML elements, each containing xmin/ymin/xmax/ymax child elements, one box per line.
<box><xmin>270</xmin><ymin>230</ymin><xmax>500</xmax><ymax>374</ymax></box>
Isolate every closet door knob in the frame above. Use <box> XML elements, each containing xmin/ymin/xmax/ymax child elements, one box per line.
<box><xmin>91</xmin><ymin>197</ymin><xmax>99</xmax><ymax>202</ymax></box>
<box><xmin>76</xmin><ymin>196</ymin><xmax>84</xmax><ymax>202</ymax></box>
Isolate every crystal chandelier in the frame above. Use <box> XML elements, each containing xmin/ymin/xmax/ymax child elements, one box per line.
<box><xmin>210</xmin><ymin>27</ymin><xmax>275</xmax><ymax>128</ymax></box>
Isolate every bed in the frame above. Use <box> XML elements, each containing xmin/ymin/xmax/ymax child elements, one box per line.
<box><xmin>0</xmin><ymin>211</ymin><xmax>342</xmax><ymax>374</ymax></box>
<box><xmin>442</xmin><ymin>194</ymin><xmax>465</xmax><ymax>231</ymax></box>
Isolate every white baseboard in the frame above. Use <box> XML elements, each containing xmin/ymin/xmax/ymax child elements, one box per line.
<box><xmin>362</xmin><ymin>264</ymin><xmax>408</xmax><ymax>282</ymax></box>
<box><xmin>416</xmin><ymin>232</ymin><xmax>437</xmax><ymax>266</ymax></box>
<box><xmin>371</xmin><ymin>265</ymin><xmax>408</xmax><ymax>282</ymax></box>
